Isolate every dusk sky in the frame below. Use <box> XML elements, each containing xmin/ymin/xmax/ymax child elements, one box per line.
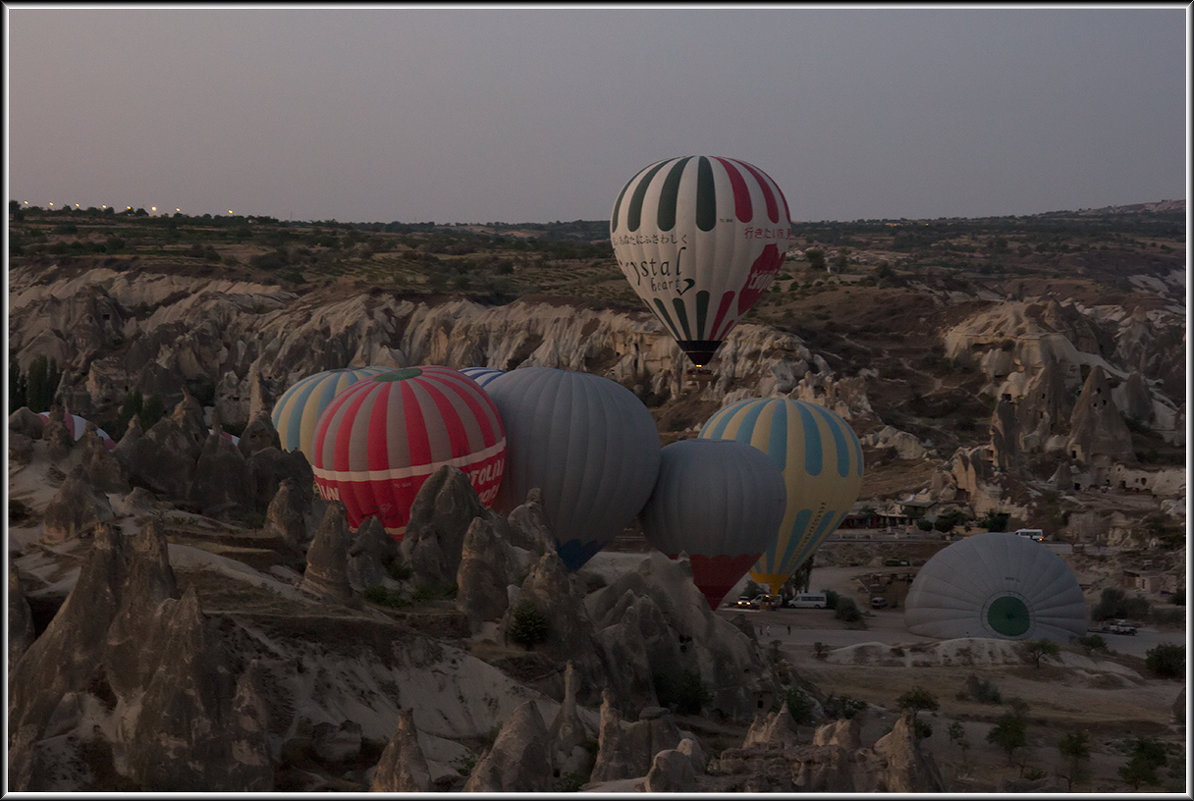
<box><xmin>6</xmin><ymin>6</ymin><xmax>1188</xmax><ymax>225</ymax></box>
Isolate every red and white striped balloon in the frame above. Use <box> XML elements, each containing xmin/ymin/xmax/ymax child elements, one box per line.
<box><xmin>37</xmin><ymin>410</ymin><xmax>116</xmax><ymax>450</ymax></box>
<box><xmin>309</xmin><ymin>366</ymin><xmax>506</xmax><ymax>540</ymax></box>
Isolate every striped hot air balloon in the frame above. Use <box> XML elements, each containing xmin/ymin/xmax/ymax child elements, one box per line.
<box><xmin>37</xmin><ymin>410</ymin><xmax>116</xmax><ymax>450</ymax></box>
<box><xmin>309</xmin><ymin>366</ymin><xmax>506</xmax><ymax>540</ymax></box>
<box><xmin>460</xmin><ymin>367</ymin><xmax>505</xmax><ymax>388</ymax></box>
<box><xmin>272</xmin><ymin>366</ymin><xmax>390</xmax><ymax>459</ymax></box>
<box><xmin>610</xmin><ymin>155</ymin><xmax>792</xmax><ymax>367</ymax></box>
<box><xmin>700</xmin><ymin>398</ymin><xmax>863</xmax><ymax>594</ymax></box>
<box><xmin>639</xmin><ymin>438</ymin><xmax>787</xmax><ymax>610</ymax></box>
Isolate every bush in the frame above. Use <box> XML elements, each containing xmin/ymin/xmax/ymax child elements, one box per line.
<box><xmin>507</xmin><ymin>601</ymin><xmax>549</xmax><ymax>649</ymax></box>
<box><xmin>364</xmin><ymin>585</ymin><xmax>408</xmax><ymax>608</ymax></box>
<box><xmin>1092</xmin><ymin>587</ymin><xmax>1151</xmax><ymax>621</ymax></box>
<box><xmin>783</xmin><ymin>685</ymin><xmax>816</xmax><ymax>725</ymax></box>
<box><xmin>1144</xmin><ymin>643</ymin><xmax>1184</xmax><ymax>679</ymax></box>
<box><xmin>1076</xmin><ymin>633</ymin><xmax>1107</xmax><ymax>655</ymax></box>
<box><xmin>835</xmin><ymin>597</ymin><xmax>863</xmax><ymax>623</ymax></box>
<box><xmin>823</xmin><ymin>589</ymin><xmax>840</xmax><ymax>609</ymax></box>
<box><xmin>655</xmin><ymin>669</ymin><xmax>711</xmax><ymax>715</ymax></box>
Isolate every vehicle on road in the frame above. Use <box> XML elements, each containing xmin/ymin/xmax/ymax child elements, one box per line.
<box><xmin>870</xmin><ymin>596</ymin><xmax>889</xmax><ymax>609</ymax></box>
<box><xmin>1102</xmin><ymin>619</ymin><xmax>1138</xmax><ymax>635</ymax></box>
<box><xmin>788</xmin><ymin>592</ymin><xmax>828</xmax><ymax>609</ymax></box>
<box><xmin>734</xmin><ymin>595</ymin><xmax>758</xmax><ymax>609</ymax></box>
<box><xmin>1015</xmin><ymin>528</ymin><xmax>1046</xmax><ymax>542</ymax></box>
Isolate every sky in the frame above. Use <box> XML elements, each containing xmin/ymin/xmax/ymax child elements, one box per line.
<box><xmin>5</xmin><ymin>5</ymin><xmax>1189</xmax><ymax>225</ymax></box>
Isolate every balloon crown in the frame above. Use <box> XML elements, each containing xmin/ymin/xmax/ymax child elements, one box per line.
<box><xmin>375</xmin><ymin>367</ymin><xmax>424</xmax><ymax>382</ymax></box>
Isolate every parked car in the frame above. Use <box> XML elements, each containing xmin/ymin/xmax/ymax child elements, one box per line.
<box><xmin>870</xmin><ymin>596</ymin><xmax>889</xmax><ymax>609</ymax></box>
<box><xmin>1103</xmin><ymin>619</ymin><xmax>1137</xmax><ymax>635</ymax></box>
<box><xmin>788</xmin><ymin>592</ymin><xmax>828</xmax><ymax>609</ymax></box>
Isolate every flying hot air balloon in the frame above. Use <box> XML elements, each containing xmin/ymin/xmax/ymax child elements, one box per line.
<box><xmin>610</xmin><ymin>155</ymin><xmax>792</xmax><ymax>367</ymax></box>
<box><xmin>639</xmin><ymin>438</ymin><xmax>787</xmax><ymax>609</ymax></box>
<box><xmin>700</xmin><ymin>398</ymin><xmax>863</xmax><ymax>594</ymax></box>
<box><xmin>309</xmin><ymin>366</ymin><xmax>506</xmax><ymax>540</ymax></box>
<box><xmin>460</xmin><ymin>367</ymin><xmax>505</xmax><ymax>388</ymax></box>
<box><xmin>272</xmin><ymin>366</ymin><xmax>390</xmax><ymax>459</ymax></box>
<box><xmin>37</xmin><ymin>410</ymin><xmax>116</xmax><ymax>450</ymax></box>
<box><xmin>483</xmin><ymin>367</ymin><xmax>661</xmax><ymax>571</ymax></box>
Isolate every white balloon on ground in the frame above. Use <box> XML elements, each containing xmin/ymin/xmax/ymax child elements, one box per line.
<box><xmin>482</xmin><ymin>366</ymin><xmax>661</xmax><ymax>571</ymax></box>
<box><xmin>904</xmin><ymin>532</ymin><xmax>1087</xmax><ymax>642</ymax></box>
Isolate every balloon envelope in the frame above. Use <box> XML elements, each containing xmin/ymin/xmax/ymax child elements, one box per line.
<box><xmin>639</xmin><ymin>438</ymin><xmax>787</xmax><ymax>609</ymax></box>
<box><xmin>610</xmin><ymin>155</ymin><xmax>792</xmax><ymax>366</ymax></box>
<box><xmin>272</xmin><ymin>366</ymin><xmax>390</xmax><ymax>459</ymax></box>
<box><xmin>483</xmin><ymin>367</ymin><xmax>661</xmax><ymax>571</ymax></box>
<box><xmin>37</xmin><ymin>410</ymin><xmax>115</xmax><ymax>450</ymax></box>
<box><xmin>310</xmin><ymin>366</ymin><xmax>506</xmax><ymax>540</ymax></box>
<box><xmin>700</xmin><ymin>398</ymin><xmax>863</xmax><ymax>594</ymax></box>
<box><xmin>460</xmin><ymin>367</ymin><xmax>505</xmax><ymax>388</ymax></box>
<box><xmin>904</xmin><ymin>532</ymin><xmax>1087</xmax><ymax>641</ymax></box>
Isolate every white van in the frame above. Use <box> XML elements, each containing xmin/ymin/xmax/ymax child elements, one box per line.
<box><xmin>1015</xmin><ymin>528</ymin><xmax>1045</xmax><ymax>542</ymax></box>
<box><xmin>787</xmin><ymin>592</ymin><xmax>828</xmax><ymax>609</ymax></box>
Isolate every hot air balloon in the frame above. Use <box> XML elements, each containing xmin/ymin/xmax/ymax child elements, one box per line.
<box><xmin>905</xmin><ymin>532</ymin><xmax>1087</xmax><ymax>641</ymax></box>
<box><xmin>483</xmin><ymin>367</ymin><xmax>661</xmax><ymax>571</ymax></box>
<box><xmin>272</xmin><ymin>366</ymin><xmax>390</xmax><ymax>459</ymax></box>
<box><xmin>460</xmin><ymin>367</ymin><xmax>505</xmax><ymax>388</ymax></box>
<box><xmin>309</xmin><ymin>366</ymin><xmax>506</xmax><ymax>540</ymax></box>
<box><xmin>37</xmin><ymin>410</ymin><xmax>115</xmax><ymax>450</ymax></box>
<box><xmin>700</xmin><ymin>398</ymin><xmax>863</xmax><ymax>594</ymax></box>
<box><xmin>610</xmin><ymin>155</ymin><xmax>792</xmax><ymax>368</ymax></box>
<box><xmin>639</xmin><ymin>438</ymin><xmax>787</xmax><ymax>609</ymax></box>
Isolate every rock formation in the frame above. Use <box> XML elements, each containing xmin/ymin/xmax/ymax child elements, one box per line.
<box><xmin>264</xmin><ymin>477</ymin><xmax>310</xmax><ymax>548</ymax></box>
<box><xmin>463</xmin><ymin>700</ymin><xmax>554</xmax><ymax>792</ymax></box>
<box><xmin>589</xmin><ymin>691</ymin><xmax>684</xmax><ymax>783</ymax></box>
<box><xmin>41</xmin><ymin>465</ymin><xmax>115</xmax><ymax>545</ymax></box>
<box><xmin>301</xmin><ymin>503</ymin><xmax>357</xmax><ymax>604</ymax></box>
<box><xmin>370</xmin><ymin>708</ymin><xmax>433</xmax><ymax>792</ymax></box>
<box><xmin>1067</xmin><ymin>365</ymin><xmax>1134</xmax><ymax>466</ymax></box>
<box><xmin>400</xmin><ymin>465</ymin><xmax>489</xmax><ymax>589</ymax></box>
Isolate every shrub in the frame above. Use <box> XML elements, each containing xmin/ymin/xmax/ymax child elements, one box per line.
<box><xmin>1076</xmin><ymin>633</ymin><xmax>1107</xmax><ymax>656</ymax></box>
<box><xmin>823</xmin><ymin>589</ymin><xmax>840</xmax><ymax>609</ymax></box>
<box><xmin>1144</xmin><ymin>643</ymin><xmax>1184</xmax><ymax>679</ymax></box>
<box><xmin>1092</xmin><ymin>587</ymin><xmax>1151</xmax><ymax>621</ymax></box>
<box><xmin>364</xmin><ymin>585</ymin><xmax>408</xmax><ymax>608</ymax></box>
<box><xmin>507</xmin><ymin>601</ymin><xmax>549</xmax><ymax>649</ymax></box>
<box><xmin>783</xmin><ymin>685</ymin><xmax>816</xmax><ymax>725</ymax></box>
<box><xmin>835</xmin><ymin>597</ymin><xmax>862</xmax><ymax>623</ymax></box>
<box><xmin>655</xmin><ymin>669</ymin><xmax>711</xmax><ymax>715</ymax></box>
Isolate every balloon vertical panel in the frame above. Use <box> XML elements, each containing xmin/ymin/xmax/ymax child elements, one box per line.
<box><xmin>610</xmin><ymin>155</ymin><xmax>792</xmax><ymax>366</ymax></box>
<box><xmin>271</xmin><ymin>366</ymin><xmax>390</xmax><ymax>459</ymax></box>
<box><xmin>700</xmin><ymin>398</ymin><xmax>864</xmax><ymax>594</ymax></box>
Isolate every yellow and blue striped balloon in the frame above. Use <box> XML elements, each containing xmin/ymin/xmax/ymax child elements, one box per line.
<box><xmin>700</xmin><ymin>398</ymin><xmax>864</xmax><ymax>593</ymax></box>
<box><xmin>272</xmin><ymin>366</ymin><xmax>390</xmax><ymax>459</ymax></box>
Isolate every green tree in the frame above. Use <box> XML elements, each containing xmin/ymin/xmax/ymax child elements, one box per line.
<box><xmin>1057</xmin><ymin>731</ymin><xmax>1090</xmax><ymax>791</ymax></box>
<box><xmin>1076</xmin><ymin>633</ymin><xmax>1107</xmax><ymax>656</ymax></box>
<box><xmin>9</xmin><ymin>361</ymin><xmax>28</xmax><ymax>409</ymax></box>
<box><xmin>834</xmin><ymin>596</ymin><xmax>862</xmax><ymax>623</ymax></box>
<box><xmin>1144</xmin><ymin>643</ymin><xmax>1184</xmax><ymax>679</ymax></box>
<box><xmin>805</xmin><ymin>248</ymin><xmax>826</xmax><ymax>271</ymax></box>
<box><xmin>948</xmin><ymin>721</ymin><xmax>970</xmax><ymax>767</ymax></box>
<box><xmin>507</xmin><ymin>601</ymin><xmax>549</xmax><ymax>649</ymax></box>
<box><xmin>896</xmin><ymin>686</ymin><xmax>939</xmax><ymax>723</ymax></box>
<box><xmin>1118</xmin><ymin>737</ymin><xmax>1167</xmax><ymax>790</ymax></box>
<box><xmin>986</xmin><ymin>708</ymin><xmax>1027</xmax><ymax>765</ymax></box>
<box><xmin>1022</xmin><ymin>639</ymin><xmax>1060</xmax><ymax>668</ymax></box>
<box><xmin>24</xmin><ymin>355</ymin><xmax>62</xmax><ymax>410</ymax></box>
